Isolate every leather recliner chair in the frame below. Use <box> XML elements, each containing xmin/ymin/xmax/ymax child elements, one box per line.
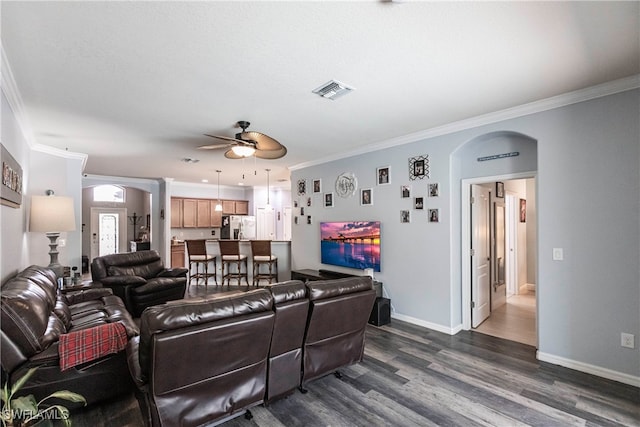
<box><xmin>264</xmin><ymin>280</ymin><xmax>309</xmax><ymax>403</ymax></box>
<box><xmin>127</xmin><ymin>289</ymin><xmax>275</xmax><ymax>427</ymax></box>
<box><xmin>91</xmin><ymin>250</ymin><xmax>188</xmax><ymax>317</ymax></box>
<box><xmin>301</xmin><ymin>276</ymin><xmax>376</xmax><ymax>386</ymax></box>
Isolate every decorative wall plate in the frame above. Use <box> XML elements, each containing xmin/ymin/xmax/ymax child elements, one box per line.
<box><xmin>335</xmin><ymin>172</ymin><xmax>358</xmax><ymax>198</ymax></box>
<box><xmin>297</xmin><ymin>179</ymin><xmax>307</xmax><ymax>195</ymax></box>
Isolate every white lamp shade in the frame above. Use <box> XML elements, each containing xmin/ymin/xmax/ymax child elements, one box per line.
<box><xmin>30</xmin><ymin>195</ymin><xmax>76</xmax><ymax>232</ymax></box>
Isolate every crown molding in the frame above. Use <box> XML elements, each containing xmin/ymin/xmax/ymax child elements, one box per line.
<box><xmin>31</xmin><ymin>143</ymin><xmax>88</xmax><ymax>169</ymax></box>
<box><xmin>289</xmin><ymin>74</ymin><xmax>640</xmax><ymax>171</ymax></box>
<box><xmin>1</xmin><ymin>42</ymin><xmax>36</xmax><ymax>147</ymax></box>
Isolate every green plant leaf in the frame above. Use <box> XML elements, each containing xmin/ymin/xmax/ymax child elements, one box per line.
<box><xmin>46</xmin><ymin>391</ymin><xmax>86</xmax><ymax>405</ymax></box>
<box><xmin>10</xmin><ymin>394</ymin><xmax>37</xmax><ymax>415</ymax></box>
<box><xmin>10</xmin><ymin>368</ymin><xmax>38</xmax><ymax>396</ymax></box>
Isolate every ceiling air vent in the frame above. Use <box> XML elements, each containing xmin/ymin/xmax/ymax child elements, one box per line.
<box><xmin>312</xmin><ymin>80</ymin><xmax>354</xmax><ymax>100</ymax></box>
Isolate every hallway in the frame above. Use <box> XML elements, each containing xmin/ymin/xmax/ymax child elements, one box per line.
<box><xmin>474</xmin><ymin>290</ymin><xmax>536</xmax><ymax>347</ymax></box>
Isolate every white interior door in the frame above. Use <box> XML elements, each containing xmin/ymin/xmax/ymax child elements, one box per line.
<box><xmin>505</xmin><ymin>193</ymin><xmax>518</xmax><ymax>297</ymax></box>
<box><xmin>471</xmin><ymin>185</ymin><xmax>491</xmax><ymax>327</ymax></box>
<box><xmin>283</xmin><ymin>207</ymin><xmax>292</xmax><ymax>241</ymax></box>
<box><xmin>256</xmin><ymin>208</ymin><xmax>276</xmax><ymax>240</ymax></box>
<box><xmin>91</xmin><ymin>207</ymin><xmax>127</xmax><ymax>260</ymax></box>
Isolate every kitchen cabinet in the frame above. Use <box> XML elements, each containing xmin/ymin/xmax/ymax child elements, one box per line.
<box><xmin>171</xmin><ymin>197</ymin><xmax>248</xmax><ymax>227</ymax></box>
<box><xmin>171</xmin><ymin>243</ymin><xmax>185</xmax><ymax>268</ymax></box>
<box><xmin>222</xmin><ymin>200</ymin><xmax>249</xmax><ymax>215</ymax></box>
<box><xmin>210</xmin><ymin>201</ymin><xmax>223</xmax><ymax>227</ymax></box>
<box><xmin>182</xmin><ymin>199</ymin><xmax>197</xmax><ymax>228</ymax></box>
<box><xmin>196</xmin><ymin>199</ymin><xmax>211</xmax><ymax>228</ymax></box>
<box><xmin>171</xmin><ymin>198</ymin><xmax>183</xmax><ymax>228</ymax></box>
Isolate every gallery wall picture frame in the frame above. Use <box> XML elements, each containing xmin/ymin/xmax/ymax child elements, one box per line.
<box><xmin>335</xmin><ymin>172</ymin><xmax>358</xmax><ymax>198</ymax></box>
<box><xmin>496</xmin><ymin>181</ymin><xmax>504</xmax><ymax>198</ymax></box>
<box><xmin>429</xmin><ymin>208</ymin><xmax>439</xmax><ymax>223</ymax></box>
<box><xmin>400</xmin><ymin>210</ymin><xmax>411</xmax><ymax>223</ymax></box>
<box><xmin>401</xmin><ymin>185</ymin><xmax>411</xmax><ymax>198</ymax></box>
<box><xmin>324</xmin><ymin>192</ymin><xmax>334</xmax><ymax>208</ymax></box>
<box><xmin>307</xmin><ymin>215</ymin><xmax>312</xmax><ymax>225</ymax></box>
<box><xmin>428</xmin><ymin>182</ymin><xmax>440</xmax><ymax>197</ymax></box>
<box><xmin>294</xmin><ymin>216</ymin><xmax>299</xmax><ymax>225</ymax></box>
<box><xmin>306</xmin><ymin>197</ymin><xmax>312</xmax><ymax>207</ymax></box>
<box><xmin>313</xmin><ymin>179</ymin><xmax>322</xmax><ymax>193</ymax></box>
<box><xmin>297</xmin><ymin>179</ymin><xmax>307</xmax><ymax>196</ymax></box>
<box><xmin>361</xmin><ymin>188</ymin><xmax>373</xmax><ymax>206</ymax></box>
<box><xmin>376</xmin><ymin>166</ymin><xmax>390</xmax><ymax>185</ymax></box>
<box><xmin>409</xmin><ymin>155</ymin><xmax>429</xmax><ymax>180</ymax></box>
<box><xmin>414</xmin><ymin>197</ymin><xmax>424</xmax><ymax>210</ymax></box>
<box><xmin>1</xmin><ymin>143</ymin><xmax>23</xmax><ymax>208</ymax></box>
<box><xmin>520</xmin><ymin>198</ymin><xmax>527</xmax><ymax>222</ymax></box>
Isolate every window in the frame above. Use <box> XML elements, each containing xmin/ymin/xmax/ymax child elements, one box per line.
<box><xmin>93</xmin><ymin>185</ymin><xmax>125</xmax><ymax>203</ymax></box>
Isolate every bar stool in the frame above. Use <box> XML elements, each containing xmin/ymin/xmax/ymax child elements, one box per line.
<box><xmin>250</xmin><ymin>240</ymin><xmax>278</xmax><ymax>286</ymax></box>
<box><xmin>218</xmin><ymin>240</ymin><xmax>249</xmax><ymax>286</ymax></box>
<box><xmin>185</xmin><ymin>239</ymin><xmax>217</xmax><ymax>286</ymax></box>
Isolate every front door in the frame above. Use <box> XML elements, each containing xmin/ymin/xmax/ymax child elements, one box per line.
<box><xmin>90</xmin><ymin>207</ymin><xmax>127</xmax><ymax>260</ymax></box>
<box><xmin>471</xmin><ymin>185</ymin><xmax>491</xmax><ymax>327</ymax></box>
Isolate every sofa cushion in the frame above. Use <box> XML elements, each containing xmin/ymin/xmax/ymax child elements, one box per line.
<box><xmin>131</xmin><ymin>277</ymin><xmax>186</xmax><ymax>296</ymax></box>
<box><xmin>306</xmin><ymin>276</ymin><xmax>373</xmax><ymax>301</ymax></box>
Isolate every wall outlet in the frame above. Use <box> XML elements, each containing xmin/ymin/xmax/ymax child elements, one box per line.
<box><xmin>58</xmin><ymin>239</ymin><xmax>66</xmax><ymax>247</ymax></box>
<box><xmin>621</xmin><ymin>332</ymin><xmax>635</xmax><ymax>349</ymax></box>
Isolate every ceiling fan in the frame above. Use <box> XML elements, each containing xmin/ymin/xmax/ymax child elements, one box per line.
<box><xmin>199</xmin><ymin>121</ymin><xmax>287</xmax><ymax>159</ymax></box>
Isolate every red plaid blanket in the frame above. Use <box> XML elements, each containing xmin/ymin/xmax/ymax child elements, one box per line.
<box><xmin>59</xmin><ymin>322</ymin><xmax>128</xmax><ymax>371</ymax></box>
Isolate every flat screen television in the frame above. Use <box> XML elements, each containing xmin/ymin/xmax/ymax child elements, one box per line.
<box><xmin>320</xmin><ymin>221</ymin><xmax>381</xmax><ymax>272</ymax></box>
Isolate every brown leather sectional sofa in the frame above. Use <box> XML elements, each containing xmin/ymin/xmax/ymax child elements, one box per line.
<box><xmin>0</xmin><ymin>265</ymin><xmax>139</xmax><ymax>406</ymax></box>
<box><xmin>127</xmin><ymin>276</ymin><xmax>377</xmax><ymax>427</ymax></box>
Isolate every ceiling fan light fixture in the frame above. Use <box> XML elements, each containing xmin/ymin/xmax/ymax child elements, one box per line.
<box><xmin>230</xmin><ymin>145</ymin><xmax>256</xmax><ymax>157</ymax></box>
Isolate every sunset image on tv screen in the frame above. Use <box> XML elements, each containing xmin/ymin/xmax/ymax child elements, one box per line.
<box><xmin>320</xmin><ymin>221</ymin><xmax>380</xmax><ymax>272</ymax></box>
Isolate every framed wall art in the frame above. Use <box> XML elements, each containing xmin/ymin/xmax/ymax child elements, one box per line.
<box><xmin>520</xmin><ymin>198</ymin><xmax>527</xmax><ymax>222</ymax></box>
<box><xmin>429</xmin><ymin>208</ymin><xmax>439</xmax><ymax>223</ymax></box>
<box><xmin>335</xmin><ymin>172</ymin><xmax>358</xmax><ymax>198</ymax></box>
<box><xmin>414</xmin><ymin>197</ymin><xmax>424</xmax><ymax>210</ymax></box>
<box><xmin>400</xmin><ymin>210</ymin><xmax>410</xmax><ymax>223</ymax></box>
<box><xmin>1</xmin><ymin>144</ymin><xmax>23</xmax><ymax>208</ymax></box>
<box><xmin>297</xmin><ymin>179</ymin><xmax>307</xmax><ymax>196</ymax></box>
<box><xmin>401</xmin><ymin>185</ymin><xmax>411</xmax><ymax>198</ymax></box>
<box><xmin>409</xmin><ymin>155</ymin><xmax>429</xmax><ymax>180</ymax></box>
<box><xmin>428</xmin><ymin>182</ymin><xmax>439</xmax><ymax>197</ymax></box>
<box><xmin>324</xmin><ymin>192</ymin><xmax>334</xmax><ymax>208</ymax></box>
<box><xmin>361</xmin><ymin>188</ymin><xmax>373</xmax><ymax>206</ymax></box>
<box><xmin>377</xmin><ymin>166</ymin><xmax>390</xmax><ymax>185</ymax></box>
<box><xmin>496</xmin><ymin>181</ymin><xmax>504</xmax><ymax>198</ymax></box>
<box><xmin>313</xmin><ymin>179</ymin><xmax>322</xmax><ymax>193</ymax></box>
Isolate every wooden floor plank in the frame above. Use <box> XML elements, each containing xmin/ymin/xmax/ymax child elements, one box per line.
<box><xmin>68</xmin><ymin>316</ymin><xmax>639</xmax><ymax>427</ymax></box>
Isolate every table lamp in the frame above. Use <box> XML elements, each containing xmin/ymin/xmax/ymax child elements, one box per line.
<box><xmin>29</xmin><ymin>192</ymin><xmax>76</xmax><ymax>277</ymax></box>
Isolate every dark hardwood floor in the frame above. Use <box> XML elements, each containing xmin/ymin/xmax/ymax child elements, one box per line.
<box><xmin>70</xmin><ymin>283</ymin><xmax>640</xmax><ymax>426</ymax></box>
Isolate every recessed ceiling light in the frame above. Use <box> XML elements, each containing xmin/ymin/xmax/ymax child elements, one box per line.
<box><xmin>238</xmin><ymin>182</ymin><xmax>244</xmax><ymax>186</ymax></box>
<box><xmin>201</xmin><ymin>179</ymin><xmax>208</xmax><ymax>183</ymax></box>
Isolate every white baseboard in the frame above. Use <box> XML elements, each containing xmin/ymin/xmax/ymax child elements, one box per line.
<box><xmin>390</xmin><ymin>313</ymin><xmax>461</xmax><ymax>335</ymax></box>
<box><xmin>520</xmin><ymin>283</ymin><xmax>536</xmax><ymax>293</ymax></box>
<box><xmin>537</xmin><ymin>351</ymin><xmax>640</xmax><ymax>387</ymax></box>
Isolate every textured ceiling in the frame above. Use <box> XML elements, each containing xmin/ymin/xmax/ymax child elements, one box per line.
<box><xmin>2</xmin><ymin>1</ymin><xmax>638</xmax><ymax>188</ymax></box>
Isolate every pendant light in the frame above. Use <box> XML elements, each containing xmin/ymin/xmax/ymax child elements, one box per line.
<box><xmin>265</xmin><ymin>168</ymin><xmax>273</xmax><ymax>210</ymax></box>
<box><xmin>215</xmin><ymin>170</ymin><xmax>223</xmax><ymax>212</ymax></box>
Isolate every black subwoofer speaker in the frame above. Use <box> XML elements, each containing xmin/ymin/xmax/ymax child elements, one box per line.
<box><xmin>368</xmin><ymin>297</ymin><xmax>390</xmax><ymax>326</ymax></box>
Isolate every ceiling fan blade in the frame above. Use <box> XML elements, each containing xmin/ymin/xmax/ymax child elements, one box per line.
<box><xmin>198</xmin><ymin>143</ymin><xmax>232</xmax><ymax>150</ymax></box>
<box><xmin>255</xmin><ymin>145</ymin><xmax>287</xmax><ymax>159</ymax></box>
<box><xmin>204</xmin><ymin>134</ymin><xmax>246</xmax><ymax>144</ymax></box>
<box><xmin>240</xmin><ymin>131</ymin><xmax>282</xmax><ymax>151</ymax></box>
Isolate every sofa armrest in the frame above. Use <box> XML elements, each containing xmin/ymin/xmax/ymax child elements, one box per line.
<box><xmin>156</xmin><ymin>268</ymin><xmax>188</xmax><ymax>278</ymax></box>
<box><xmin>64</xmin><ymin>288</ymin><xmax>113</xmax><ymax>305</ymax></box>
<box><xmin>126</xmin><ymin>336</ymin><xmax>146</xmax><ymax>387</ymax></box>
<box><xmin>99</xmin><ymin>276</ymin><xmax>147</xmax><ymax>287</ymax></box>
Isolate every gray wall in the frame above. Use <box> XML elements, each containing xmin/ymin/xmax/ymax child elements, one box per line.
<box><xmin>291</xmin><ymin>88</ymin><xmax>639</xmax><ymax>380</ymax></box>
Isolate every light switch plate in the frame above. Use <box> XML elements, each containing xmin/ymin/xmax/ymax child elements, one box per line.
<box><xmin>552</xmin><ymin>248</ymin><xmax>563</xmax><ymax>261</ymax></box>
